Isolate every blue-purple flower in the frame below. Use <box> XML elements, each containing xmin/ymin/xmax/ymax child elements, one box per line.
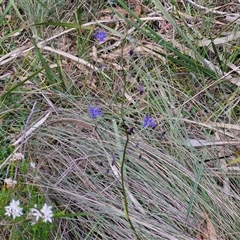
<box><xmin>138</xmin><ymin>85</ymin><xmax>144</xmax><ymax>95</ymax></box>
<box><xmin>89</xmin><ymin>106</ymin><xmax>102</xmax><ymax>119</ymax></box>
<box><xmin>143</xmin><ymin>115</ymin><xmax>156</xmax><ymax>128</ymax></box>
<box><xmin>97</xmin><ymin>63</ymin><xmax>103</xmax><ymax>69</ymax></box>
<box><xmin>93</xmin><ymin>29</ymin><xmax>108</xmax><ymax>42</ymax></box>
<box><xmin>127</xmin><ymin>127</ymin><xmax>134</xmax><ymax>135</ymax></box>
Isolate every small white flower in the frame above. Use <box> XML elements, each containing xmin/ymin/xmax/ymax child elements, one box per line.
<box><xmin>28</xmin><ymin>203</ymin><xmax>53</xmax><ymax>224</ymax></box>
<box><xmin>12</xmin><ymin>153</ymin><xmax>24</xmax><ymax>161</ymax></box>
<box><xmin>4</xmin><ymin>178</ymin><xmax>17</xmax><ymax>188</ymax></box>
<box><xmin>30</xmin><ymin>205</ymin><xmax>41</xmax><ymax>221</ymax></box>
<box><xmin>29</xmin><ymin>205</ymin><xmax>42</xmax><ymax>224</ymax></box>
<box><xmin>5</xmin><ymin>199</ymin><xmax>23</xmax><ymax>219</ymax></box>
<box><xmin>40</xmin><ymin>203</ymin><xmax>53</xmax><ymax>223</ymax></box>
<box><xmin>30</xmin><ymin>162</ymin><xmax>36</xmax><ymax>169</ymax></box>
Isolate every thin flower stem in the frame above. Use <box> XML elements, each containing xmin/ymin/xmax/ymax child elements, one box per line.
<box><xmin>118</xmin><ymin>29</ymin><xmax>141</xmax><ymax>239</ymax></box>
<box><xmin>120</xmin><ymin>127</ymin><xmax>141</xmax><ymax>240</ymax></box>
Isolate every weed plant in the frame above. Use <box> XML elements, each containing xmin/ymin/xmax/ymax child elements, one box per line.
<box><xmin>0</xmin><ymin>0</ymin><xmax>240</xmax><ymax>239</ymax></box>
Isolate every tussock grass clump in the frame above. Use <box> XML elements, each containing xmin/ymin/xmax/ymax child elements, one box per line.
<box><xmin>1</xmin><ymin>0</ymin><xmax>240</xmax><ymax>239</ymax></box>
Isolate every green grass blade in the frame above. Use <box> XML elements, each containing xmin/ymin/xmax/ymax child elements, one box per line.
<box><xmin>32</xmin><ymin>40</ymin><xmax>61</xmax><ymax>87</ymax></box>
<box><xmin>115</xmin><ymin>0</ymin><xmax>218</xmax><ymax>79</ymax></box>
<box><xmin>0</xmin><ymin>67</ymin><xmax>45</xmax><ymax>100</ymax></box>
<box><xmin>0</xmin><ymin>0</ymin><xmax>12</xmax><ymax>24</ymax></box>
<box><xmin>186</xmin><ymin>159</ymin><xmax>204</xmax><ymax>222</ymax></box>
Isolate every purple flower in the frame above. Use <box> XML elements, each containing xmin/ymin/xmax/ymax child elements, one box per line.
<box><xmin>127</xmin><ymin>127</ymin><xmax>134</xmax><ymax>135</ymax></box>
<box><xmin>138</xmin><ymin>85</ymin><xmax>144</xmax><ymax>95</ymax></box>
<box><xmin>93</xmin><ymin>29</ymin><xmax>108</xmax><ymax>42</ymax></box>
<box><xmin>143</xmin><ymin>115</ymin><xmax>156</xmax><ymax>128</ymax></box>
<box><xmin>89</xmin><ymin>106</ymin><xmax>102</xmax><ymax>119</ymax></box>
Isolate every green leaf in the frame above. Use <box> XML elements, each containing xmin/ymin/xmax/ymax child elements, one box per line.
<box><xmin>116</xmin><ymin>0</ymin><xmax>218</xmax><ymax>79</ymax></box>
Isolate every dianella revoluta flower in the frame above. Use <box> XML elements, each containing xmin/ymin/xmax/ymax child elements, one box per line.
<box><xmin>93</xmin><ymin>29</ymin><xmax>108</xmax><ymax>42</ymax></box>
<box><xmin>143</xmin><ymin>115</ymin><xmax>156</xmax><ymax>128</ymax></box>
<box><xmin>89</xmin><ymin>106</ymin><xmax>103</xmax><ymax>119</ymax></box>
<box><xmin>138</xmin><ymin>84</ymin><xmax>144</xmax><ymax>95</ymax></box>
